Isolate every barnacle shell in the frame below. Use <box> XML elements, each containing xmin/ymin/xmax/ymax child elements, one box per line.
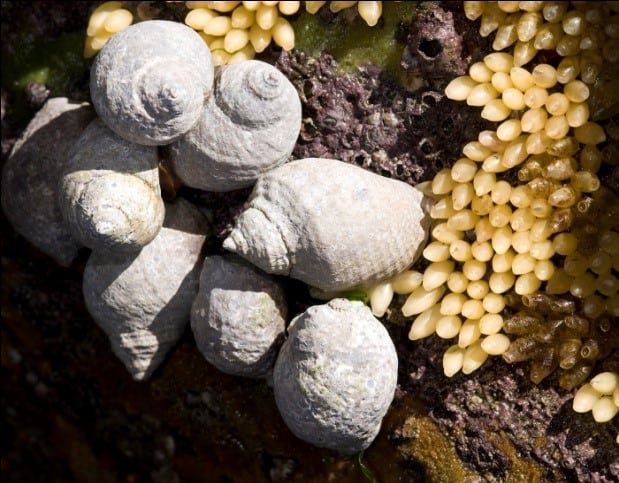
<box><xmin>90</xmin><ymin>20</ymin><xmax>214</xmax><ymax>146</ymax></box>
<box><xmin>191</xmin><ymin>255</ymin><xmax>287</xmax><ymax>378</ymax></box>
<box><xmin>1</xmin><ymin>98</ymin><xmax>94</xmax><ymax>266</ymax></box>
<box><xmin>273</xmin><ymin>298</ymin><xmax>398</xmax><ymax>454</ymax></box>
<box><xmin>58</xmin><ymin>119</ymin><xmax>164</xmax><ymax>253</ymax></box>
<box><xmin>83</xmin><ymin>198</ymin><xmax>210</xmax><ymax>380</ymax></box>
<box><xmin>223</xmin><ymin>158</ymin><xmax>430</xmax><ymax>291</ymax></box>
<box><xmin>168</xmin><ymin>59</ymin><xmax>301</xmax><ymax>191</ymax></box>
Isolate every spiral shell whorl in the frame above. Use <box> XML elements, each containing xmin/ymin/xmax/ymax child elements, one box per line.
<box><xmin>91</xmin><ymin>20</ymin><xmax>214</xmax><ymax>146</ymax></box>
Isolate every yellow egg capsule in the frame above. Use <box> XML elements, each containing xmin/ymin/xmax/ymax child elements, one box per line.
<box><xmin>402</xmin><ymin>286</ymin><xmax>446</xmax><ymax>317</ymax></box>
<box><xmin>481</xmin><ymin>333</ymin><xmax>511</xmax><ymax>355</ymax></box>
<box><xmin>462</xmin><ymin>341</ymin><xmax>489</xmax><ymax>374</ymax></box>
<box><xmin>447</xmin><ymin>272</ymin><xmax>469</xmax><ymax>294</ymax></box>
<box><xmin>409</xmin><ymin>305</ymin><xmax>442</xmax><ymax>340</ymax></box>
<box><xmin>357</xmin><ymin>1</ymin><xmax>383</xmax><ymax>27</ymax></box>
<box><xmin>445</xmin><ymin>76</ymin><xmax>479</xmax><ymax>101</ymax></box>
<box><xmin>230</xmin><ymin>5</ymin><xmax>255</xmax><ymax>28</ymax></box>
<box><xmin>479</xmin><ymin>313</ymin><xmax>504</xmax><ymax>335</ymax></box>
<box><xmin>249</xmin><ymin>23</ymin><xmax>272</xmax><ymax>52</ymax></box>
<box><xmin>304</xmin><ymin>1</ymin><xmax>327</xmax><ymax>14</ymax></box>
<box><xmin>391</xmin><ymin>270</ymin><xmax>423</xmax><ymax>295</ymax></box>
<box><xmin>278</xmin><ymin>1</ymin><xmax>300</xmax><ymax>15</ymax></box>
<box><xmin>423</xmin><ymin>260</ymin><xmax>455</xmax><ymax>291</ymax></box>
<box><xmin>255</xmin><ymin>3</ymin><xmax>278</xmax><ymax>30</ymax></box>
<box><xmin>186</xmin><ymin>8</ymin><xmax>216</xmax><ymax>30</ymax></box>
<box><xmin>443</xmin><ymin>344</ymin><xmax>465</xmax><ymax>377</ymax></box>
<box><xmin>271</xmin><ymin>17</ymin><xmax>295</xmax><ymax>51</ymax></box>
<box><xmin>436</xmin><ymin>315</ymin><xmax>463</xmax><ymax>339</ymax></box>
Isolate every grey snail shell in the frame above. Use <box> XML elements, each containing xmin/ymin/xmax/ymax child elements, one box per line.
<box><xmin>191</xmin><ymin>255</ymin><xmax>287</xmax><ymax>379</ymax></box>
<box><xmin>168</xmin><ymin>59</ymin><xmax>302</xmax><ymax>192</ymax></box>
<box><xmin>58</xmin><ymin>119</ymin><xmax>165</xmax><ymax>253</ymax></box>
<box><xmin>223</xmin><ymin>158</ymin><xmax>430</xmax><ymax>291</ymax></box>
<box><xmin>83</xmin><ymin>198</ymin><xmax>210</xmax><ymax>381</ymax></box>
<box><xmin>1</xmin><ymin>97</ymin><xmax>94</xmax><ymax>266</ymax></box>
<box><xmin>273</xmin><ymin>298</ymin><xmax>398</xmax><ymax>454</ymax></box>
<box><xmin>90</xmin><ymin>20</ymin><xmax>214</xmax><ymax>146</ymax></box>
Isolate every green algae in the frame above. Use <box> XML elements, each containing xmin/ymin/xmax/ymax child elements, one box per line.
<box><xmin>292</xmin><ymin>2</ymin><xmax>417</xmax><ymax>76</ymax></box>
<box><xmin>1</xmin><ymin>30</ymin><xmax>89</xmax><ymax>124</ymax></box>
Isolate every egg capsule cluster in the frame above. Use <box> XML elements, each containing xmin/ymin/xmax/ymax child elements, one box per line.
<box><xmin>573</xmin><ymin>372</ymin><xmax>619</xmax><ymax>423</ymax></box>
<box><xmin>85</xmin><ymin>1</ymin><xmax>388</xmax><ymax>63</ymax></box>
<box><xmin>464</xmin><ymin>1</ymin><xmax>619</xmax><ymax>81</ymax></box>
<box><xmin>365</xmin><ymin>2</ymin><xmax>618</xmax><ymax>385</ymax></box>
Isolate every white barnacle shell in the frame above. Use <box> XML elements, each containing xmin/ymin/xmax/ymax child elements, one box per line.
<box><xmin>58</xmin><ymin>119</ymin><xmax>164</xmax><ymax>253</ymax></box>
<box><xmin>168</xmin><ymin>59</ymin><xmax>302</xmax><ymax>191</ymax></box>
<box><xmin>223</xmin><ymin>158</ymin><xmax>430</xmax><ymax>292</ymax></box>
<box><xmin>83</xmin><ymin>198</ymin><xmax>211</xmax><ymax>381</ymax></box>
<box><xmin>90</xmin><ymin>20</ymin><xmax>214</xmax><ymax>146</ymax></box>
<box><xmin>273</xmin><ymin>298</ymin><xmax>398</xmax><ymax>454</ymax></box>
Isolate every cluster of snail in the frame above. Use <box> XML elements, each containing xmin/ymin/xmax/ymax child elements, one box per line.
<box><xmin>2</xmin><ymin>19</ymin><xmax>431</xmax><ymax>454</ymax></box>
<box><xmin>85</xmin><ymin>1</ymin><xmax>387</xmax><ymax>64</ymax></box>
<box><xmin>355</xmin><ymin>0</ymin><xmax>618</xmax><ymax>429</ymax></box>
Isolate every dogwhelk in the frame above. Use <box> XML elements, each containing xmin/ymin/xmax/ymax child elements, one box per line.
<box><xmin>83</xmin><ymin>198</ymin><xmax>210</xmax><ymax>381</ymax></box>
<box><xmin>168</xmin><ymin>59</ymin><xmax>301</xmax><ymax>191</ymax></box>
<box><xmin>191</xmin><ymin>255</ymin><xmax>287</xmax><ymax>378</ymax></box>
<box><xmin>90</xmin><ymin>20</ymin><xmax>214</xmax><ymax>146</ymax></box>
<box><xmin>58</xmin><ymin>119</ymin><xmax>165</xmax><ymax>253</ymax></box>
<box><xmin>223</xmin><ymin>158</ymin><xmax>430</xmax><ymax>291</ymax></box>
<box><xmin>273</xmin><ymin>298</ymin><xmax>398</xmax><ymax>454</ymax></box>
<box><xmin>1</xmin><ymin>97</ymin><xmax>94</xmax><ymax>266</ymax></box>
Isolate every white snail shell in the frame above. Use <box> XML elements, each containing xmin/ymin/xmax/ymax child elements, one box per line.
<box><xmin>1</xmin><ymin>98</ymin><xmax>94</xmax><ymax>266</ymax></box>
<box><xmin>83</xmin><ymin>198</ymin><xmax>211</xmax><ymax>381</ymax></box>
<box><xmin>273</xmin><ymin>298</ymin><xmax>398</xmax><ymax>454</ymax></box>
<box><xmin>90</xmin><ymin>20</ymin><xmax>214</xmax><ymax>146</ymax></box>
<box><xmin>58</xmin><ymin>119</ymin><xmax>165</xmax><ymax>253</ymax></box>
<box><xmin>168</xmin><ymin>60</ymin><xmax>302</xmax><ymax>192</ymax></box>
<box><xmin>191</xmin><ymin>255</ymin><xmax>287</xmax><ymax>379</ymax></box>
<box><xmin>223</xmin><ymin>158</ymin><xmax>430</xmax><ymax>291</ymax></box>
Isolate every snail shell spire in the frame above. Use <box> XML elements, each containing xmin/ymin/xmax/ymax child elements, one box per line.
<box><xmin>90</xmin><ymin>20</ymin><xmax>214</xmax><ymax>146</ymax></box>
<box><xmin>169</xmin><ymin>60</ymin><xmax>302</xmax><ymax>192</ymax></box>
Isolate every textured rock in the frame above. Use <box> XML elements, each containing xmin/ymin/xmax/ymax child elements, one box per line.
<box><xmin>191</xmin><ymin>255</ymin><xmax>287</xmax><ymax>378</ymax></box>
<box><xmin>90</xmin><ymin>20</ymin><xmax>214</xmax><ymax>146</ymax></box>
<box><xmin>1</xmin><ymin>97</ymin><xmax>94</xmax><ymax>265</ymax></box>
<box><xmin>273</xmin><ymin>298</ymin><xmax>398</xmax><ymax>454</ymax></box>
<box><xmin>83</xmin><ymin>198</ymin><xmax>210</xmax><ymax>380</ymax></box>
<box><xmin>58</xmin><ymin>119</ymin><xmax>164</xmax><ymax>253</ymax></box>
<box><xmin>169</xmin><ymin>60</ymin><xmax>301</xmax><ymax>191</ymax></box>
<box><xmin>223</xmin><ymin>158</ymin><xmax>430</xmax><ymax>291</ymax></box>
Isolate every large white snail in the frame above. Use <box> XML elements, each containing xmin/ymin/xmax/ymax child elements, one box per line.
<box><xmin>223</xmin><ymin>158</ymin><xmax>431</xmax><ymax>291</ymax></box>
<box><xmin>168</xmin><ymin>59</ymin><xmax>302</xmax><ymax>192</ymax></box>
<box><xmin>90</xmin><ymin>20</ymin><xmax>214</xmax><ymax>146</ymax></box>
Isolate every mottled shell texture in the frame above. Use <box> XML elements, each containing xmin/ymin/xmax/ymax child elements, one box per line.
<box><xmin>58</xmin><ymin>119</ymin><xmax>164</xmax><ymax>253</ymax></box>
<box><xmin>223</xmin><ymin>158</ymin><xmax>430</xmax><ymax>291</ymax></box>
<box><xmin>90</xmin><ymin>20</ymin><xmax>214</xmax><ymax>146</ymax></box>
<box><xmin>273</xmin><ymin>298</ymin><xmax>398</xmax><ymax>454</ymax></box>
<box><xmin>1</xmin><ymin>98</ymin><xmax>94</xmax><ymax>266</ymax></box>
<box><xmin>169</xmin><ymin>60</ymin><xmax>302</xmax><ymax>191</ymax></box>
<box><xmin>83</xmin><ymin>198</ymin><xmax>210</xmax><ymax>381</ymax></box>
<box><xmin>191</xmin><ymin>255</ymin><xmax>287</xmax><ymax>378</ymax></box>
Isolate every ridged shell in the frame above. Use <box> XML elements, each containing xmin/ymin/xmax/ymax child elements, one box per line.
<box><xmin>168</xmin><ymin>60</ymin><xmax>301</xmax><ymax>191</ymax></box>
<box><xmin>273</xmin><ymin>298</ymin><xmax>398</xmax><ymax>454</ymax></box>
<box><xmin>1</xmin><ymin>98</ymin><xmax>94</xmax><ymax>266</ymax></box>
<box><xmin>191</xmin><ymin>255</ymin><xmax>287</xmax><ymax>378</ymax></box>
<box><xmin>223</xmin><ymin>158</ymin><xmax>430</xmax><ymax>291</ymax></box>
<box><xmin>90</xmin><ymin>20</ymin><xmax>214</xmax><ymax>146</ymax></box>
<box><xmin>83</xmin><ymin>198</ymin><xmax>210</xmax><ymax>381</ymax></box>
<box><xmin>58</xmin><ymin>119</ymin><xmax>164</xmax><ymax>253</ymax></box>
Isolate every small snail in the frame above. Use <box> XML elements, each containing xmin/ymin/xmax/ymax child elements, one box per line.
<box><xmin>273</xmin><ymin>298</ymin><xmax>398</xmax><ymax>454</ymax></box>
<box><xmin>191</xmin><ymin>255</ymin><xmax>287</xmax><ymax>378</ymax></box>
<box><xmin>1</xmin><ymin>97</ymin><xmax>94</xmax><ymax>266</ymax></box>
<box><xmin>90</xmin><ymin>20</ymin><xmax>214</xmax><ymax>146</ymax></box>
<box><xmin>168</xmin><ymin>59</ymin><xmax>302</xmax><ymax>192</ymax></box>
<box><xmin>58</xmin><ymin>119</ymin><xmax>165</xmax><ymax>253</ymax></box>
<box><xmin>223</xmin><ymin>158</ymin><xmax>430</xmax><ymax>291</ymax></box>
<box><xmin>83</xmin><ymin>198</ymin><xmax>211</xmax><ymax>381</ymax></box>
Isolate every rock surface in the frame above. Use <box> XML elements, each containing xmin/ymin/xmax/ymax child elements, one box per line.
<box><xmin>273</xmin><ymin>298</ymin><xmax>398</xmax><ymax>454</ymax></box>
<box><xmin>191</xmin><ymin>255</ymin><xmax>287</xmax><ymax>378</ymax></box>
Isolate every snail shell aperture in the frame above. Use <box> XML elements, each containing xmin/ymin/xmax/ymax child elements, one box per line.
<box><xmin>168</xmin><ymin>60</ymin><xmax>302</xmax><ymax>192</ymax></box>
<box><xmin>58</xmin><ymin>119</ymin><xmax>165</xmax><ymax>253</ymax></box>
<box><xmin>223</xmin><ymin>158</ymin><xmax>430</xmax><ymax>291</ymax></box>
<box><xmin>90</xmin><ymin>20</ymin><xmax>214</xmax><ymax>146</ymax></box>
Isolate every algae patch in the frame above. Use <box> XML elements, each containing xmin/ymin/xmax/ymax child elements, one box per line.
<box><xmin>293</xmin><ymin>2</ymin><xmax>417</xmax><ymax>75</ymax></box>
